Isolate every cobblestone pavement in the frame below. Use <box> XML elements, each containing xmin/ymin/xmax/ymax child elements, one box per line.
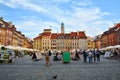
<box><xmin>0</xmin><ymin>55</ymin><xmax>120</xmax><ymax>80</ymax></box>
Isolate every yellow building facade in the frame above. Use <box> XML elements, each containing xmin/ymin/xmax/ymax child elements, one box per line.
<box><xmin>87</xmin><ymin>36</ymin><xmax>95</xmax><ymax>49</ymax></box>
<box><xmin>33</xmin><ymin>23</ymin><xmax>88</xmax><ymax>52</ymax></box>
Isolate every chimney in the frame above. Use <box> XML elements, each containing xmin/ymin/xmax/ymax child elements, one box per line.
<box><xmin>77</xmin><ymin>31</ymin><xmax>79</xmax><ymax>35</ymax></box>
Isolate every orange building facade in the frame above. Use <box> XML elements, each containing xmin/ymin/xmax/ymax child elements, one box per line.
<box><xmin>0</xmin><ymin>17</ymin><xmax>33</xmax><ymax>48</ymax></box>
<box><xmin>101</xmin><ymin>23</ymin><xmax>120</xmax><ymax>48</ymax></box>
<box><xmin>94</xmin><ymin>35</ymin><xmax>101</xmax><ymax>49</ymax></box>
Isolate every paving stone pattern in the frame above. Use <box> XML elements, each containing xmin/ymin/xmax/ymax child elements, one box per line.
<box><xmin>0</xmin><ymin>55</ymin><xmax>120</xmax><ymax>80</ymax></box>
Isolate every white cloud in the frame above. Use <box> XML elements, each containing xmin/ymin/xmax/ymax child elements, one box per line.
<box><xmin>0</xmin><ymin>0</ymin><xmax>23</xmax><ymax>8</ymax></box>
<box><xmin>16</xmin><ymin>0</ymin><xmax>112</xmax><ymax>37</ymax></box>
<box><xmin>0</xmin><ymin>0</ymin><xmax>117</xmax><ymax>38</ymax></box>
<box><xmin>16</xmin><ymin>20</ymin><xmax>44</xmax><ymax>38</ymax></box>
<box><xmin>72</xmin><ymin>0</ymin><xmax>92</xmax><ymax>6</ymax></box>
<box><xmin>73</xmin><ymin>7</ymin><xmax>109</xmax><ymax>22</ymax></box>
<box><xmin>15</xmin><ymin>16</ymin><xmax>60</xmax><ymax>38</ymax></box>
<box><xmin>51</xmin><ymin>0</ymin><xmax>69</xmax><ymax>2</ymax></box>
<box><xmin>49</xmin><ymin>5</ymin><xmax>111</xmax><ymax>37</ymax></box>
<box><xmin>0</xmin><ymin>0</ymin><xmax>47</xmax><ymax>12</ymax></box>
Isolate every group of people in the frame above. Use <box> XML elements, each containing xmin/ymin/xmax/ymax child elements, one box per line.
<box><xmin>31</xmin><ymin>48</ymin><xmax>119</xmax><ymax>66</ymax></box>
<box><xmin>104</xmin><ymin>48</ymin><xmax>119</xmax><ymax>60</ymax></box>
<box><xmin>82</xmin><ymin>49</ymin><xmax>101</xmax><ymax>63</ymax></box>
<box><xmin>43</xmin><ymin>49</ymin><xmax>101</xmax><ymax>66</ymax></box>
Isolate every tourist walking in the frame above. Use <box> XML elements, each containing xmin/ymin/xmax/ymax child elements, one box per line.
<box><xmin>88</xmin><ymin>50</ymin><xmax>93</xmax><ymax>63</ymax></box>
<box><xmin>92</xmin><ymin>49</ymin><xmax>96</xmax><ymax>62</ymax></box>
<box><xmin>96</xmin><ymin>49</ymin><xmax>100</xmax><ymax>61</ymax></box>
<box><xmin>82</xmin><ymin>50</ymin><xmax>87</xmax><ymax>63</ymax></box>
<box><xmin>114</xmin><ymin>48</ymin><xmax>119</xmax><ymax>61</ymax></box>
<box><xmin>45</xmin><ymin>49</ymin><xmax>51</xmax><ymax>66</ymax></box>
<box><xmin>75</xmin><ymin>50</ymin><xmax>80</xmax><ymax>60</ymax></box>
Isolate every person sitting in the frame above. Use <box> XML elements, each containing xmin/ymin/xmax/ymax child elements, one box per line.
<box><xmin>32</xmin><ymin>52</ymin><xmax>37</xmax><ymax>61</ymax></box>
<box><xmin>53</xmin><ymin>52</ymin><xmax>60</xmax><ymax>61</ymax></box>
<box><xmin>71</xmin><ymin>50</ymin><xmax>80</xmax><ymax>61</ymax></box>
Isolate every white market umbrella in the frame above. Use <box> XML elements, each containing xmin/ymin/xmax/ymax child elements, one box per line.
<box><xmin>113</xmin><ymin>45</ymin><xmax>120</xmax><ymax>49</ymax></box>
<box><xmin>105</xmin><ymin>46</ymin><xmax>114</xmax><ymax>50</ymax></box>
<box><xmin>6</xmin><ymin>45</ymin><xmax>16</xmax><ymax>50</ymax></box>
<box><xmin>0</xmin><ymin>45</ymin><xmax>4</xmax><ymax>48</ymax></box>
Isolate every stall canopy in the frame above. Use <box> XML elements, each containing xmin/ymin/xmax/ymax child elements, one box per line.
<box><xmin>5</xmin><ymin>45</ymin><xmax>34</xmax><ymax>51</ymax></box>
<box><xmin>114</xmin><ymin>45</ymin><xmax>120</xmax><ymax>48</ymax></box>
<box><xmin>0</xmin><ymin>45</ymin><xmax>4</xmax><ymax>49</ymax></box>
<box><xmin>100</xmin><ymin>45</ymin><xmax>120</xmax><ymax>50</ymax></box>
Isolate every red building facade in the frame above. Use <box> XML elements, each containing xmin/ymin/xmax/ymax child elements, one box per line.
<box><xmin>101</xmin><ymin>23</ymin><xmax>120</xmax><ymax>48</ymax></box>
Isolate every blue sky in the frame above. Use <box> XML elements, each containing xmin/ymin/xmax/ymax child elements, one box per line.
<box><xmin>0</xmin><ymin>0</ymin><xmax>120</xmax><ymax>38</ymax></box>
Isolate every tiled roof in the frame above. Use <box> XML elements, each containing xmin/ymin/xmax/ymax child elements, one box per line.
<box><xmin>109</xmin><ymin>23</ymin><xmax>120</xmax><ymax>30</ymax></box>
<box><xmin>57</xmin><ymin>33</ymin><xmax>64</xmax><ymax>36</ymax></box>
<box><xmin>114</xmin><ymin>23</ymin><xmax>120</xmax><ymax>28</ymax></box>
<box><xmin>65</xmin><ymin>33</ymin><xmax>71</xmax><ymax>36</ymax></box>
<box><xmin>78</xmin><ymin>31</ymin><xmax>87</xmax><ymax>39</ymax></box>
<box><xmin>51</xmin><ymin>33</ymin><xmax>57</xmax><ymax>39</ymax></box>
<box><xmin>34</xmin><ymin>35</ymin><xmax>42</xmax><ymax>40</ymax></box>
<box><xmin>70</xmin><ymin>32</ymin><xmax>77</xmax><ymax>36</ymax></box>
<box><xmin>34</xmin><ymin>31</ymin><xmax>87</xmax><ymax>40</ymax></box>
<box><xmin>41</xmin><ymin>32</ymin><xmax>51</xmax><ymax>36</ymax></box>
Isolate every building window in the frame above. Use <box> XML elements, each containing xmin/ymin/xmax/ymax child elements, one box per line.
<box><xmin>0</xmin><ymin>24</ymin><xmax>4</xmax><ymax>27</ymax></box>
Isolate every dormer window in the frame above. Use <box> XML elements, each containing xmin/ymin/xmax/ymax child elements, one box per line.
<box><xmin>0</xmin><ymin>23</ymin><xmax>4</xmax><ymax>27</ymax></box>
